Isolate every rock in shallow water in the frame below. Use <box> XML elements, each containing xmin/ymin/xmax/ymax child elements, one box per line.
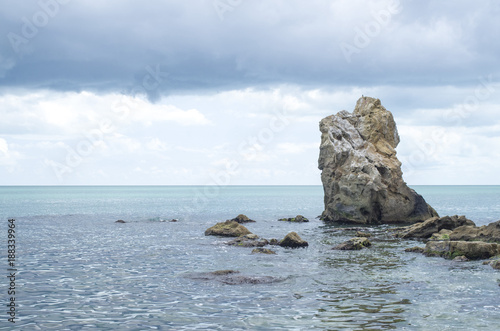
<box><xmin>449</xmin><ymin>220</ymin><xmax>500</xmax><ymax>243</ymax></box>
<box><xmin>425</xmin><ymin>241</ymin><xmax>500</xmax><ymax>260</ymax></box>
<box><xmin>278</xmin><ymin>215</ymin><xmax>309</xmax><ymax>222</ymax></box>
<box><xmin>251</xmin><ymin>248</ymin><xmax>276</xmax><ymax>254</ymax></box>
<box><xmin>186</xmin><ymin>270</ymin><xmax>284</xmax><ymax>285</ymax></box>
<box><xmin>405</xmin><ymin>246</ymin><xmax>425</xmax><ymax>254</ymax></box>
<box><xmin>318</xmin><ymin>96</ymin><xmax>438</xmax><ymax>224</ymax></box>
<box><xmin>226</xmin><ymin>235</ymin><xmax>269</xmax><ymax>247</ymax></box>
<box><xmin>229</xmin><ymin>214</ymin><xmax>256</xmax><ymax>223</ymax></box>
<box><xmin>204</xmin><ymin>220</ymin><xmax>252</xmax><ymax>237</ymax></box>
<box><xmin>332</xmin><ymin>237</ymin><xmax>371</xmax><ymax>250</ymax></box>
<box><xmin>279</xmin><ymin>232</ymin><xmax>308</xmax><ymax>248</ymax></box>
<box><xmin>396</xmin><ymin>215</ymin><xmax>475</xmax><ymax>239</ymax></box>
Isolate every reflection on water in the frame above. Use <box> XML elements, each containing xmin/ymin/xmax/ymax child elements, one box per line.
<box><xmin>314</xmin><ymin>227</ymin><xmax>411</xmax><ymax>329</ymax></box>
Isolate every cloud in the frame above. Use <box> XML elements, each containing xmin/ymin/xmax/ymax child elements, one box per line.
<box><xmin>1</xmin><ymin>1</ymin><xmax>500</xmax><ymax>185</ymax></box>
<box><xmin>0</xmin><ymin>138</ymin><xmax>8</xmax><ymax>155</ymax></box>
<box><xmin>1</xmin><ymin>0</ymin><xmax>499</xmax><ymax>98</ymax></box>
<box><xmin>0</xmin><ymin>91</ymin><xmax>211</xmax><ymax>139</ymax></box>
<box><xmin>146</xmin><ymin>138</ymin><xmax>170</xmax><ymax>152</ymax></box>
<box><xmin>277</xmin><ymin>142</ymin><xmax>318</xmax><ymax>154</ymax></box>
<box><xmin>0</xmin><ymin>137</ymin><xmax>23</xmax><ymax>168</ymax></box>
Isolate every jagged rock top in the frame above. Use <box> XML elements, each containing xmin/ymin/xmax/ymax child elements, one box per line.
<box><xmin>318</xmin><ymin>96</ymin><xmax>437</xmax><ymax>224</ymax></box>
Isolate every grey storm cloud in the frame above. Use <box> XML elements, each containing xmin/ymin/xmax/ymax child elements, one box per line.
<box><xmin>1</xmin><ymin>0</ymin><xmax>500</xmax><ymax>101</ymax></box>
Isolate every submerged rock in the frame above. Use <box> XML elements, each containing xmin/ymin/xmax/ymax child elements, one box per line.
<box><xmin>115</xmin><ymin>220</ymin><xmax>126</xmax><ymax>223</ymax></box>
<box><xmin>332</xmin><ymin>237</ymin><xmax>371</xmax><ymax>250</ymax></box>
<box><xmin>278</xmin><ymin>215</ymin><xmax>309</xmax><ymax>223</ymax></box>
<box><xmin>251</xmin><ymin>248</ymin><xmax>276</xmax><ymax>254</ymax></box>
<box><xmin>425</xmin><ymin>241</ymin><xmax>500</xmax><ymax>260</ymax></box>
<box><xmin>452</xmin><ymin>255</ymin><xmax>469</xmax><ymax>262</ymax></box>
<box><xmin>279</xmin><ymin>232</ymin><xmax>309</xmax><ymax>248</ymax></box>
<box><xmin>219</xmin><ymin>275</ymin><xmax>283</xmax><ymax>285</ymax></box>
<box><xmin>491</xmin><ymin>260</ymin><xmax>500</xmax><ymax>270</ymax></box>
<box><xmin>229</xmin><ymin>214</ymin><xmax>256</xmax><ymax>223</ymax></box>
<box><xmin>482</xmin><ymin>258</ymin><xmax>500</xmax><ymax>270</ymax></box>
<box><xmin>269</xmin><ymin>238</ymin><xmax>280</xmax><ymax>245</ymax></box>
<box><xmin>226</xmin><ymin>235</ymin><xmax>269</xmax><ymax>247</ymax></box>
<box><xmin>448</xmin><ymin>220</ymin><xmax>500</xmax><ymax>243</ymax></box>
<box><xmin>318</xmin><ymin>96</ymin><xmax>438</xmax><ymax>224</ymax></box>
<box><xmin>405</xmin><ymin>246</ymin><xmax>425</xmax><ymax>253</ymax></box>
<box><xmin>210</xmin><ymin>270</ymin><xmax>239</xmax><ymax>276</ymax></box>
<box><xmin>396</xmin><ymin>215</ymin><xmax>475</xmax><ymax>239</ymax></box>
<box><xmin>355</xmin><ymin>231</ymin><xmax>372</xmax><ymax>238</ymax></box>
<box><xmin>187</xmin><ymin>270</ymin><xmax>284</xmax><ymax>285</ymax></box>
<box><xmin>204</xmin><ymin>220</ymin><xmax>252</xmax><ymax>237</ymax></box>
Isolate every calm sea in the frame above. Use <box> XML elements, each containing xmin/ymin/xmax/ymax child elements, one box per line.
<box><xmin>1</xmin><ymin>185</ymin><xmax>499</xmax><ymax>330</ymax></box>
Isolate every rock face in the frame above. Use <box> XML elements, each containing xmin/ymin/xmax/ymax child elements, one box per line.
<box><xmin>396</xmin><ymin>215</ymin><xmax>475</xmax><ymax>239</ymax></box>
<box><xmin>204</xmin><ymin>220</ymin><xmax>252</xmax><ymax>237</ymax></box>
<box><xmin>318</xmin><ymin>96</ymin><xmax>438</xmax><ymax>224</ymax></box>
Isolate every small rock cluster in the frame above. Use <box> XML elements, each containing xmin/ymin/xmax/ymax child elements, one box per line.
<box><xmin>278</xmin><ymin>215</ymin><xmax>309</xmax><ymax>223</ymax></box>
<box><xmin>397</xmin><ymin>216</ymin><xmax>500</xmax><ymax>267</ymax></box>
<box><xmin>204</xmin><ymin>214</ymin><xmax>309</xmax><ymax>255</ymax></box>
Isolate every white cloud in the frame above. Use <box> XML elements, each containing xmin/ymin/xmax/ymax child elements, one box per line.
<box><xmin>277</xmin><ymin>142</ymin><xmax>318</xmax><ymax>154</ymax></box>
<box><xmin>0</xmin><ymin>138</ymin><xmax>8</xmax><ymax>155</ymax></box>
<box><xmin>1</xmin><ymin>84</ymin><xmax>500</xmax><ymax>185</ymax></box>
<box><xmin>146</xmin><ymin>138</ymin><xmax>169</xmax><ymax>152</ymax></box>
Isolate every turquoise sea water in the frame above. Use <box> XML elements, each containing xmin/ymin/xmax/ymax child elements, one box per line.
<box><xmin>0</xmin><ymin>185</ymin><xmax>499</xmax><ymax>330</ymax></box>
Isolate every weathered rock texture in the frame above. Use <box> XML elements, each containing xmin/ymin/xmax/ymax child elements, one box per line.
<box><xmin>425</xmin><ymin>241</ymin><xmax>500</xmax><ymax>260</ymax></box>
<box><xmin>449</xmin><ymin>220</ymin><xmax>500</xmax><ymax>243</ymax></box>
<box><xmin>318</xmin><ymin>96</ymin><xmax>438</xmax><ymax>224</ymax></box>
<box><xmin>395</xmin><ymin>215</ymin><xmax>475</xmax><ymax>239</ymax></box>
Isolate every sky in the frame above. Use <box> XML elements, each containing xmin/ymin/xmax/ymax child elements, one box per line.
<box><xmin>1</xmin><ymin>0</ymin><xmax>499</xmax><ymax>185</ymax></box>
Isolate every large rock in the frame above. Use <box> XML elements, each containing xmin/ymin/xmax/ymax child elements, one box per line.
<box><xmin>396</xmin><ymin>215</ymin><xmax>475</xmax><ymax>239</ymax></box>
<box><xmin>449</xmin><ymin>220</ymin><xmax>500</xmax><ymax>243</ymax></box>
<box><xmin>425</xmin><ymin>241</ymin><xmax>500</xmax><ymax>260</ymax></box>
<box><xmin>318</xmin><ymin>96</ymin><xmax>438</xmax><ymax>224</ymax></box>
<box><xmin>204</xmin><ymin>220</ymin><xmax>252</xmax><ymax>237</ymax></box>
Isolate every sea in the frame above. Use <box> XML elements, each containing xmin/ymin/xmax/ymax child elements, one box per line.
<box><xmin>1</xmin><ymin>185</ymin><xmax>499</xmax><ymax>330</ymax></box>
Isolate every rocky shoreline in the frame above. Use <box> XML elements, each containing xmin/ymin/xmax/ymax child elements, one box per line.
<box><xmin>202</xmin><ymin>213</ymin><xmax>500</xmax><ymax>274</ymax></box>
<box><xmin>395</xmin><ymin>216</ymin><xmax>500</xmax><ymax>262</ymax></box>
